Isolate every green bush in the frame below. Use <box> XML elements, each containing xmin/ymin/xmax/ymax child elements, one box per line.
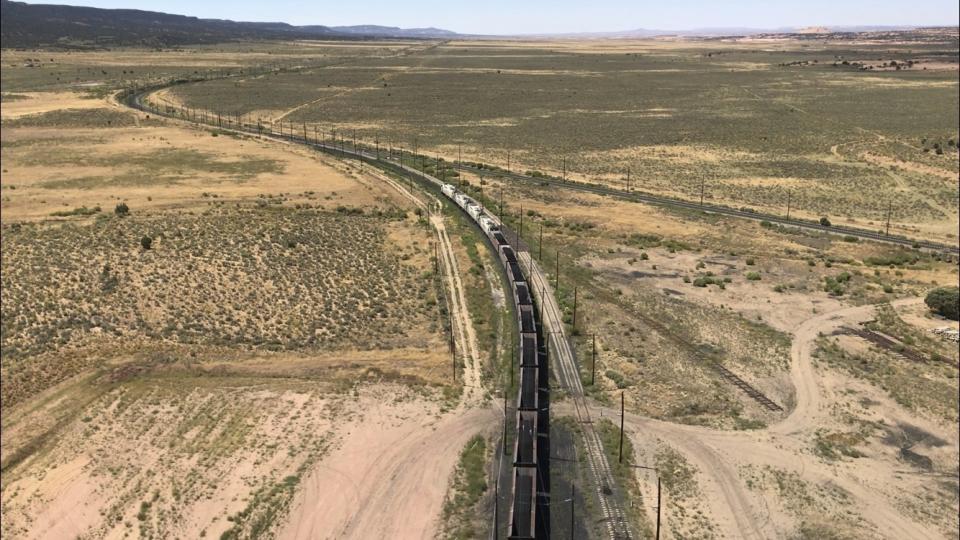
<box><xmin>140</xmin><ymin>236</ymin><xmax>152</xmax><ymax>250</ymax></box>
<box><xmin>605</xmin><ymin>370</ymin><xmax>628</xmax><ymax>389</ymax></box>
<box><xmin>746</xmin><ymin>272</ymin><xmax>761</xmax><ymax>281</ymax></box>
<box><xmin>925</xmin><ymin>287</ymin><xmax>959</xmax><ymax>320</ymax></box>
<box><xmin>115</xmin><ymin>202</ymin><xmax>130</xmax><ymax>216</ymax></box>
<box><xmin>819</xmin><ymin>217</ymin><xmax>831</xmax><ymax>227</ymax></box>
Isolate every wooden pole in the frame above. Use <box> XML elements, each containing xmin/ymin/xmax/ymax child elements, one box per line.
<box><xmin>656</xmin><ymin>476</ymin><xmax>662</xmax><ymax>540</ymax></box>
<box><xmin>885</xmin><ymin>202</ymin><xmax>892</xmax><ymax>236</ymax></box>
<box><xmin>495</xmin><ymin>476</ymin><xmax>500</xmax><ymax>540</ymax></box>
<box><xmin>572</xmin><ymin>287</ymin><xmax>578</xmax><ymax>331</ymax></box>
<box><xmin>555</xmin><ymin>251</ymin><xmax>560</xmax><ymax>290</ymax></box>
<box><xmin>591</xmin><ymin>334</ymin><xmax>596</xmax><ymax>385</ymax></box>
<box><xmin>619</xmin><ymin>391</ymin><xmax>625</xmax><ymax>463</ymax></box>
<box><xmin>519</xmin><ymin>206</ymin><xmax>524</xmax><ymax>242</ymax></box>
<box><xmin>538</xmin><ymin>224</ymin><xmax>543</xmax><ymax>261</ymax></box>
<box><xmin>786</xmin><ymin>190</ymin><xmax>792</xmax><ymax>219</ymax></box>
<box><xmin>570</xmin><ymin>484</ymin><xmax>576</xmax><ymax>540</ymax></box>
<box><xmin>503</xmin><ymin>388</ymin><xmax>508</xmax><ymax>454</ymax></box>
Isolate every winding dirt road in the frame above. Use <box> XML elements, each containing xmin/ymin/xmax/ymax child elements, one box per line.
<box><xmin>596</xmin><ymin>297</ymin><xmax>947</xmax><ymax>539</ymax></box>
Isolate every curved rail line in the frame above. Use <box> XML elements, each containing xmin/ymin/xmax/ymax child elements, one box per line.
<box><xmin>458</xmin><ymin>165</ymin><xmax>959</xmax><ymax>255</ymax></box>
<box><xmin>120</xmin><ymin>83</ymin><xmax>554</xmax><ymax>538</ymax></box>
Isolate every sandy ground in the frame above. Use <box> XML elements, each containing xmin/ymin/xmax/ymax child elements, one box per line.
<box><xmin>1</xmin><ymin>95</ymin><xmax>403</xmax><ymax>222</ymax></box>
<box><xmin>2</xmin><ymin>89</ymin><xmax>500</xmax><ymax>539</ymax></box>
<box><xmin>277</xmin><ymin>165</ymin><xmax>496</xmax><ymax>540</ymax></box>
<box><xmin>597</xmin><ymin>297</ymin><xmax>958</xmax><ymax>539</ymax></box>
<box><xmin>278</xmin><ymin>400</ymin><xmax>495</xmax><ymax>539</ymax></box>
<box><xmin>0</xmin><ymin>92</ymin><xmax>106</xmax><ymax>118</ymax></box>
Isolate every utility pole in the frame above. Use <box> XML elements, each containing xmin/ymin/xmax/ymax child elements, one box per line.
<box><xmin>591</xmin><ymin>334</ymin><xmax>597</xmax><ymax>385</ymax></box>
<box><xmin>885</xmin><ymin>202</ymin><xmax>892</xmax><ymax>236</ymax></box>
<box><xmin>786</xmin><ymin>190</ymin><xmax>792</xmax><ymax>219</ymax></box>
<box><xmin>507</xmin><ymin>151</ymin><xmax>511</xmax><ymax>173</ymax></box>
<box><xmin>555</xmin><ymin>251</ymin><xmax>560</xmax><ymax>291</ymax></box>
<box><xmin>619</xmin><ymin>391</ymin><xmax>625</xmax><ymax>463</ymax></box>
<box><xmin>494</xmin><ymin>476</ymin><xmax>500</xmax><ymax>540</ymax></box>
<box><xmin>572</xmin><ymin>287</ymin><xmax>578</xmax><ymax>331</ymax></box>
<box><xmin>700</xmin><ymin>176</ymin><xmax>706</xmax><ymax>207</ymax></box>
<box><xmin>540</xmin><ymin>286</ymin><xmax>545</xmax><ymax>324</ymax></box>
<box><xmin>562</xmin><ymin>156</ymin><xmax>566</xmax><ymax>182</ymax></box>
<box><xmin>570</xmin><ymin>484</ymin><xmax>576</xmax><ymax>540</ymax></box>
<box><xmin>656</xmin><ymin>477</ymin><xmax>662</xmax><ymax>540</ymax></box>
<box><xmin>458</xmin><ymin>143</ymin><xmax>462</xmax><ymax>170</ymax></box>
<box><xmin>499</xmin><ymin>188</ymin><xmax>504</xmax><ymax>217</ymax></box>
<box><xmin>627</xmin><ymin>168</ymin><xmax>631</xmax><ymax>192</ymax></box>
<box><xmin>519</xmin><ymin>206</ymin><xmax>524</xmax><ymax>243</ymax></box>
<box><xmin>538</xmin><ymin>224</ymin><xmax>543</xmax><ymax>261</ymax></box>
<box><xmin>503</xmin><ymin>388</ymin><xmax>509</xmax><ymax>454</ymax></box>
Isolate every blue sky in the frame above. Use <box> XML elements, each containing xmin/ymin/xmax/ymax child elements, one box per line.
<box><xmin>21</xmin><ymin>0</ymin><xmax>960</xmax><ymax>34</ymax></box>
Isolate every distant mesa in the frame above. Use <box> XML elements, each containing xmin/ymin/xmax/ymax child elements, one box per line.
<box><xmin>797</xmin><ymin>26</ymin><xmax>830</xmax><ymax>34</ymax></box>
<box><xmin>0</xmin><ymin>0</ymin><xmax>461</xmax><ymax>48</ymax></box>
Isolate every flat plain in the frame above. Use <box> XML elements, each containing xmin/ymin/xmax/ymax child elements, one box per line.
<box><xmin>2</xmin><ymin>30</ymin><xmax>959</xmax><ymax>540</ymax></box>
<box><xmin>167</xmin><ymin>34</ymin><xmax>960</xmax><ymax>242</ymax></box>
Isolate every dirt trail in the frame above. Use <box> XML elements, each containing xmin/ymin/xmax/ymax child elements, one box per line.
<box><xmin>278</xmin><ymin>398</ymin><xmax>495</xmax><ymax>540</ymax></box>
<box><xmin>275</xmin><ymin>42</ymin><xmax>443</xmax><ymax>122</ymax></box>
<box><xmin>367</xmin><ymin>168</ymin><xmax>484</xmax><ymax>405</ymax></box>
<box><xmin>277</xmin><ymin>167</ymin><xmax>491</xmax><ymax>539</ymax></box>
<box><xmin>774</xmin><ymin>297</ymin><xmax>921</xmax><ymax>435</ymax></box>
<box><xmin>594</xmin><ymin>297</ymin><xmax>943</xmax><ymax>539</ymax></box>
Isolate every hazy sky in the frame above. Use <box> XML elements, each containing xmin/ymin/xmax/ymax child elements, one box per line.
<box><xmin>20</xmin><ymin>0</ymin><xmax>960</xmax><ymax>34</ymax></box>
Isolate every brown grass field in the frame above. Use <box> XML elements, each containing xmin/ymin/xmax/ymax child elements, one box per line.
<box><xmin>2</xmin><ymin>32</ymin><xmax>958</xmax><ymax>539</ymax></box>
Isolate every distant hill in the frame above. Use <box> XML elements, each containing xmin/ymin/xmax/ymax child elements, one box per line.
<box><xmin>0</xmin><ymin>0</ymin><xmax>460</xmax><ymax>48</ymax></box>
<box><xmin>330</xmin><ymin>25</ymin><xmax>459</xmax><ymax>38</ymax></box>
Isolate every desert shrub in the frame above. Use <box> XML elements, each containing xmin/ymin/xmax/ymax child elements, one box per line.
<box><xmin>605</xmin><ymin>370</ymin><xmax>628</xmax><ymax>389</ymax></box>
<box><xmin>925</xmin><ymin>287</ymin><xmax>959</xmax><ymax>320</ymax></box>
<box><xmin>864</xmin><ymin>250</ymin><xmax>921</xmax><ymax>267</ymax></box>
<box><xmin>141</xmin><ymin>236</ymin><xmax>152</xmax><ymax>250</ymax></box>
<box><xmin>823</xmin><ymin>275</ymin><xmax>847</xmax><ymax>296</ymax></box>
<box><xmin>746</xmin><ymin>272</ymin><xmax>761</xmax><ymax>281</ymax></box>
<box><xmin>115</xmin><ymin>202</ymin><xmax>130</xmax><ymax>216</ymax></box>
<box><xmin>51</xmin><ymin>206</ymin><xmax>101</xmax><ymax>217</ymax></box>
<box><xmin>819</xmin><ymin>217</ymin><xmax>831</xmax><ymax>227</ymax></box>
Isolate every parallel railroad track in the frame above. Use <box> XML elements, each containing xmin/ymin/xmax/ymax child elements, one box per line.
<box><xmin>458</xmin><ymin>165</ymin><xmax>959</xmax><ymax>255</ymax></box>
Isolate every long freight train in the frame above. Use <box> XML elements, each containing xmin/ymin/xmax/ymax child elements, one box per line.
<box><xmin>440</xmin><ymin>183</ymin><xmax>550</xmax><ymax>539</ymax></box>
<box><xmin>124</xmin><ymin>81</ymin><xmax>552</xmax><ymax>536</ymax></box>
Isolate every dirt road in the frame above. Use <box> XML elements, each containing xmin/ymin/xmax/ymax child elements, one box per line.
<box><xmin>277</xmin><ymin>170</ymin><xmax>494</xmax><ymax>539</ymax></box>
<box><xmin>594</xmin><ymin>297</ymin><xmax>947</xmax><ymax>539</ymax></box>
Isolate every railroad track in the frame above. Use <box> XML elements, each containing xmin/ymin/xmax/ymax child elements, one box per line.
<box><xmin>710</xmin><ymin>363</ymin><xmax>783</xmax><ymax>412</ymax></box>
<box><xmin>519</xmin><ymin>251</ymin><xmax>633</xmax><ymax>539</ymax></box>
<box><xmin>459</xmin><ymin>165</ymin><xmax>960</xmax><ymax>255</ymax></box>
<box><xmin>122</xmin><ymin>84</ymin><xmax>558</xmax><ymax>537</ymax></box>
<box><xmin>837</xmin><ymin>326</ymin><xmax>956</xmax><ymax>367</ymax></box>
